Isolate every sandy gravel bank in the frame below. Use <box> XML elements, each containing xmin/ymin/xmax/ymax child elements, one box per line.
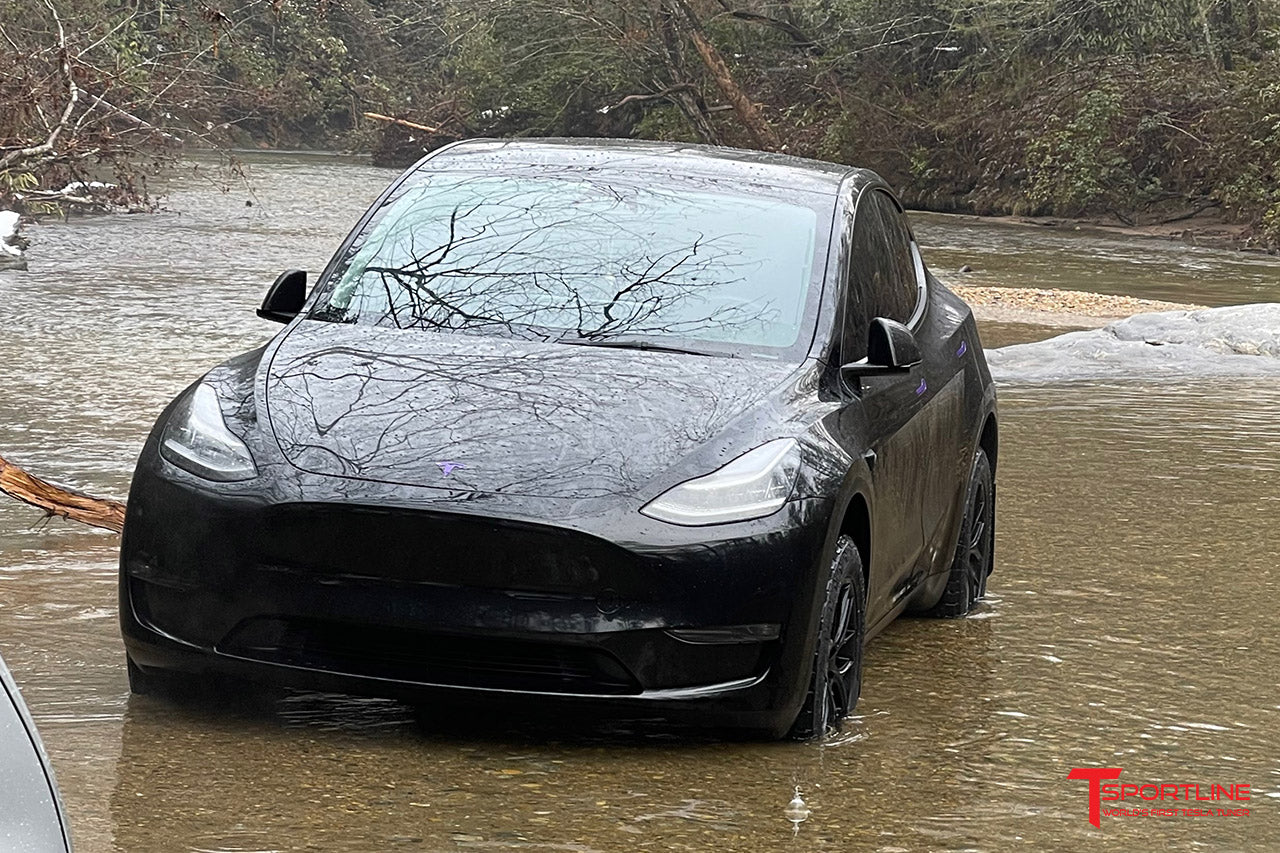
<box><xmin>950</xmin><ymin>284</ymin><xmax>1207</xmax><ymax>329</ymax></box>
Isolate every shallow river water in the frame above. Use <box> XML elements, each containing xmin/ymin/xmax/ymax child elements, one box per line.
<box><xmin>1</xmin><ymin>154</ymin><xmax>1278</xmax><ymax>852</ymax></box>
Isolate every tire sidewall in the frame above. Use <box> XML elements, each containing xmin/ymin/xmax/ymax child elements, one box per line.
<box><xmin>932</xmin><ymin>447</ymin><xmax>994</xmax><ymax>617</ymax></box>
<box><xmin>789</xmin><ymin>535</ymin><xmax>866</xmax><ymax>739</ymax></box>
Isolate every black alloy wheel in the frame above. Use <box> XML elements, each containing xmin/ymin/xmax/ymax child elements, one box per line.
<box><xmin>789</xmin><ymin>535</ymin><xmax>866</xmax><ymax>739</ymax></box>
<box><xmin>929</xmin><ymin>447</ymin><xmax>994</xmax><ymax>618</ymax></box>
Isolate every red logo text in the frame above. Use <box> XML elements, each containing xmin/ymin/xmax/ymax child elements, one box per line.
<box><xmin>1068</xmin><ymin>768</ymin><xmax>1251</xmax><ymax>828</ymax></box>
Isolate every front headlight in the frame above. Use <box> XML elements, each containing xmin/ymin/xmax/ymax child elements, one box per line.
<box><xmin>159</xmin><ymin>383</ymin><xmax>257</xmax><ymax>482</ymax></box>
<box><xmin>641</xmin><ymin>438</ymin><xmax>801</xmax><ymax>526</ymax></box>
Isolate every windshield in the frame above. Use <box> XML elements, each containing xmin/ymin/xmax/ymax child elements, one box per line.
<box><xmin>309</xmin><ymin>170</ymin><xmax>830</xmax><ymax>357</ymax></box>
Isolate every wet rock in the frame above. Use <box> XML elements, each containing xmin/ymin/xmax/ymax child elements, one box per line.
<box><xmin>0</xmin><ymin>210</ymin><xmax>27</xmax><ymax>271</ymax></box>
<box><xmin>988</xmin><ymin>304</ymin><xmax>1280</xmax><ymax>382</ymax></box>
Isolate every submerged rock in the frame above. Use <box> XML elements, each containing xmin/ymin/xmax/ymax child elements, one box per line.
<box><xmin>988</xmin><ymin>304</ymin><xmax>1280</xmax><ymax>382</ymax></box>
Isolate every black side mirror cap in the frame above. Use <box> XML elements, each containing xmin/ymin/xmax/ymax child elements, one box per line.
<box><xmin>841</xmin><ymin>317</ymin><xmax>922</xmax><ymax>378</ymax></box>
<box><xmin>257</xmin><ymin>269</ymin><xmax>307</xmax><ymax>323</ymax></box>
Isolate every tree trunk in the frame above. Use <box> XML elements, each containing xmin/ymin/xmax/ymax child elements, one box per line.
<box><xmin>669</xmin><ymin>0</ymin><xmax>781</xmax><ymax>151</ymax></box>
<box><xmin>655</xmin><ymin>5</ymin><xmax>725</xmax><ymax>145</ymax></box>
<box><xmin>0</xmin><ymin>454</ymin><xmax>125</xmax><ymax>533</ymax></box>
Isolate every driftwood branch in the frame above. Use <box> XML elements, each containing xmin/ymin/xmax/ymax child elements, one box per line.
<box><xmin>362</xmin><ymin>112</ymin><xmax>441</xmax><ymax>134</ymax></box>
<box><xmin>0</xmin><ymin>454</ymin><xmax>125</xmax><ymax>533</ymax></box>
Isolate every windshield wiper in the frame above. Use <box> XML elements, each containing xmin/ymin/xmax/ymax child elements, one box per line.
<box><xmin>558</xmin><ymin>338</ymin><xmax>730</xmax><ymax>358</ymax></box>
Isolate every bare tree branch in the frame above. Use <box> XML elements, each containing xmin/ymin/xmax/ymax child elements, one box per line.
<box><xmin>0</xmin><ymin>454</ymin><xmax>125</xmax><ymax>533</ymax></box>
<box><xmin>0</xmin><ymin>0</ymin><xmax>78</xmax><ymax>172</ymax></box>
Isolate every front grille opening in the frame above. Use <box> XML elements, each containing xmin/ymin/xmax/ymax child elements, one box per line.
<box><xmin>218</xmin><ymin>619</ymin><xmax>641</xmax><ymax>695</ymax></box>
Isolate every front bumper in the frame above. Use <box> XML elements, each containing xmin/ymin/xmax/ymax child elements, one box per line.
<box><xmin>120</xmin><ymin>459</ymin><xmax>833</xmax><ymax>734</ymax></box>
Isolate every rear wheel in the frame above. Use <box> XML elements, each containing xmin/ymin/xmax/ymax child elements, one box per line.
<box><xmin>928</xmin><ymin>448</ymin><xmax>994</xmax><ymax>618</ymax></box>
<box><xmin>788</xmin><ymin>535</ymin><xmax>866</xmax><ymax>740</ymax></box>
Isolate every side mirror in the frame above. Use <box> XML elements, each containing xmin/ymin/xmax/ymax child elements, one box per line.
<box><xmin>257</xmin><ymin>269</ymin><xmax>306</xmax><ymax>323</ymax></box>
<box><xmin>841</xmin><ymin>318</ymin><xmax>922</xmax><ymax>378</ymax></box>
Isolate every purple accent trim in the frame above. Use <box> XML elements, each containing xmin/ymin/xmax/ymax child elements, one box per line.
<box><xmin>436</xmin><ymin>461</ymin><xmax>466</xmax><ymax>477</ymax></box>
<box><xmin>915</xmin><ymin>378</ymin><xmax>928</xmax><ymax>396</ymax></box>
<box><xmin>957</xmin><ymin>341</ymin><xmax>968</xmax><ymax>357</ymax></box>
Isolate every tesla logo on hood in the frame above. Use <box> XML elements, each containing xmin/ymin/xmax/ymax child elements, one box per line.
<box><xmin>436</xmin><ymin>461</ymin><xmax>466</xmax><ymax>477</ymax></box>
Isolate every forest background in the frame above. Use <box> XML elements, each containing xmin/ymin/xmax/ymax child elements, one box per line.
<box><xmin>2</xmin><ymin>0</ymin><xmax>1278</xmax><ymax>246</ymax></box>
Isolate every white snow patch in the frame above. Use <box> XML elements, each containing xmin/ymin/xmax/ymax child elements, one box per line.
<box><xmin>989</xmin><ymin>304</ymin><xmax>1280</xmax><ymax>382</ymax></box>
<box><xmin>0</xmin><ymin>210</ymin><xmax>21</xmax><ymax>258</ymax></box>
<box><xmin>58</xmin><ymin>180</ymin><xmax>116</xmax><ymax>195</ymax></box>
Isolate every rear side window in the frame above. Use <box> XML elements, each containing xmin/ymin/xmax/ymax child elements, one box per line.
<box><xmin>839</xmin><ymin>188</ymin><xmax>920</xmax><ymax>364</ymax></box>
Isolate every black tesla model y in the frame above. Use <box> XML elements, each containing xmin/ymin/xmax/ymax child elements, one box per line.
<box><xmin>120</xmin><ymin>139</ymin><xmax>997</xmax><ymax>738</ymax></box>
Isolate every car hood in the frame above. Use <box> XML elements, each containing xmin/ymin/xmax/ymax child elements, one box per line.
<box><xmin>265</xmin><ymin>321</ymin><xmax>798</xmax><ymax>499</ymax></box>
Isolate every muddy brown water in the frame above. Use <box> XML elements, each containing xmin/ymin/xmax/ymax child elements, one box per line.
<box><xmin>1</xmin><ymin>154</ymin><xmax>1278</xmax><ymax>851</ymax></box>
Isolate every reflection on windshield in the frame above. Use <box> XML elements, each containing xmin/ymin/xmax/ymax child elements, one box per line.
<box><xmin>311</xmin><ymin>173</ymin><xmax>821</xmax><ymax>352</ymax></box>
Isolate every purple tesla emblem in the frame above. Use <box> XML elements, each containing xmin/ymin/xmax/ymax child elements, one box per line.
<box><xmin>436</xmin><ymin>461</ymin><xmax>466</xmax><ymax>477</ymax></box>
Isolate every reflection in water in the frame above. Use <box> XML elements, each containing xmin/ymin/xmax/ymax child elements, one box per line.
<box><xmin>1</xmin><ymin>155</ymin><xmax>1278</xmax><ymax>851</ymax></box>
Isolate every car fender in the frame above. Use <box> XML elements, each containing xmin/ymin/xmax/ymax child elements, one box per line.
<box><xmin>808</xmin><ymin>457</ymin><xmax>875</xmax><ymax>643</ymax></box>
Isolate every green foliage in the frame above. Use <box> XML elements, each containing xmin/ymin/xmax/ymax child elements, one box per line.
<box><xmin>634</xmin><ymin>105</ymin><xmax>703</xmax><ymax>144</ymax></box>
<box><xmin>1025</xmin><ymin>87</ymin><xmax>1131</xmax><ymax>214</ymax></box>
<box><xmin>1201</xmin><ymin>62</ymin><xmax>1280</xmax><ymax>243</ymax></box>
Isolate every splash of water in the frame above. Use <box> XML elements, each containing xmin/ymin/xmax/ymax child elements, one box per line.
<box><xmin>784</xmin><ymin>786</ymin><xmax>810</xmax><ymax>837</ymax></box>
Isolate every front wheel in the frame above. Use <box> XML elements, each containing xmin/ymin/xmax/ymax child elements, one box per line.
<box><xmin>126</xmin><ymin>656</ymin><xmax>255</xmax><ymax>704</ymax></box>
<box><xmin>126</xmin><ymin>655</ymin><xmax>188</xmax><ymax>697</ymax></box>
<box><xmin>928</xmin><ymin>447</ymin><xmax>994</xmax><ymax>618</ymax></box>
<box><xmin>788</xmin><ymin>535</ymin><xmax>866</xmax><ymax>740</ymax></box>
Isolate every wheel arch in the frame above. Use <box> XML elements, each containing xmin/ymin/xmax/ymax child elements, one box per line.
<box><xmin>836</xmin><ymin>491</ymin><xmax>871</xmax><ymax>588</ymax></box>
<box><xmin>979</xmin><ymin>412</ymin><xmax>998</xmax><ymax>472</ymax></box>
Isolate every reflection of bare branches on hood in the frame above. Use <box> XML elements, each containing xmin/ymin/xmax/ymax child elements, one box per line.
<box><xmin>265</xmin><ymin>323</ymin><xmax>792</xmax><ymax>498</ymax></box>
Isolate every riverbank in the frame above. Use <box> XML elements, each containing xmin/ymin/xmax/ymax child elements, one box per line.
<box><xmin>920</xmin><ymin>210</ymin><xmax>1268</xmax><ymax>254</ymax></box>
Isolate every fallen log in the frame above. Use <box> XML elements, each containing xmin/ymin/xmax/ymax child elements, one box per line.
<box><xmin>362</xmin><ymin>112</ymin><xmax>441</xmax><ymax>134</ymax></box>
<box><xmin>0</xmin><ymin>454</ymin><xmax>125</xmax><ymax>533</ymax></box>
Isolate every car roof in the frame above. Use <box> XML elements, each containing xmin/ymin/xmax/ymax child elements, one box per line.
<box><xmin>422</xmin><ymin>138</ymin><xmax>867</xmax><ymax>195</ymax></box>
